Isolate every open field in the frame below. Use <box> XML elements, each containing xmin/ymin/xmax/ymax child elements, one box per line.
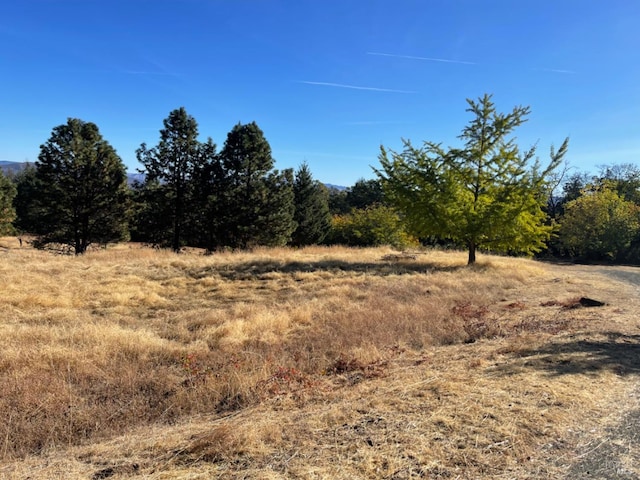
<box><xmin>1</xmin><ymin>238</ymin><xmax>639</xmax><ymax>478</ymax></box>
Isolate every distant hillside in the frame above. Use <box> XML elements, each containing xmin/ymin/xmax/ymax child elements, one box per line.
<box><xmin>127</xmin><ymin>173</ymin><xmax>146</xmax><ymax>185</ymax></box>
<box><xmin>0</xmin><ymin>161</ymin><xmax>346</xmax><ymax>189</ymax></box>
<box><xmin>0</xmin><ymin>161</ymin><xmax>144</xmax><ymax>185</ymax></box>
<box><xmin>0</xmin><ymin>161</ymin><xmax>32</xmax><ymax>176</ymax></box>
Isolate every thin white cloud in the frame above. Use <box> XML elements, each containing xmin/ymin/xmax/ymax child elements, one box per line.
<box><xmin>534</xmin><ymin>67</ymin><xmax>577</xmax><ymax>75</ymax></box>
<box><xmin>120</xmin><ymin>70</ymin><xmax>179</xmax><ymax>76</ymax></box>
<box><xmin>343</xmin><ymin>120</ymin><xmax>407</xmax><ymax>126</ymax></box>
<box><xmin>300</xmin><ymin>81</ymin><xmax>415</xmax><ymax>94</ymax></box>
<box><xmin>278</xmin><ymin>149</ymin><xmax>373</xmax><ymax>161</ymax></box>
<box><xmin>369</xmin><ymin>52</ymin><xmax>577</xmax><ymax>75</ymax></box>
<box><xmin>367</xmin><ymin>51</ymin><xmax>476</xmax><ymax>65</ymax></box>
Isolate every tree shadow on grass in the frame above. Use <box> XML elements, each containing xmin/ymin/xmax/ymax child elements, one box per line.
<box><xmin>188</xmin><ymin>259</ymin><xmax>467</xmax><ymax>281</ymax></box>
<box><xmin>495</xmin><ymin>332</ymin><xmax>640</xmax><ymax>377</ymax></box>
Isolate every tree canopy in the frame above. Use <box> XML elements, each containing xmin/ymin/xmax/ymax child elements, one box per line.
<box><xmin>291</xmin><ymin>162</ymin><xmax>331</xmax><ymax>246</ymax></box>
<box><xmin>345</xmin><ymin>178</ymin><xmax>384</xmax><ymax>210</ymax></box>
<box><xmin>214</xmin><ymin>122</ymin><xmax>296</xmax><ymax>249</ymax></box>
<box><xmin>11</xmin><ymin>164</ymin><xmax>37</xmax><ymax>234</ymax></box>
<box><xmin>0</xmin><ymin>170</ymin><xmax>16</xmax><ymax>235</ymax></box>
<box><xmin>9</xmin><ymin>99</ymin><xmax>616</xmax><ymax>261</ymax></box>
<box><xmin>33</xmin><ymin>118</ymin><xmax>130</xmax><ymax>254</ymax></box>
<box><xmin>376</xmin><ymin>94</ymin><xmax>568</xmax><ymax>264</ymax></box>
<box><xmin>558</xmin><ymin>183</ymin><xmax>640</xmax><ymax>261</ymax></box>
<box><xmin>136</xmin><ymin>107</ymin><xmax>215</xmax><ymax>252</ymax></box>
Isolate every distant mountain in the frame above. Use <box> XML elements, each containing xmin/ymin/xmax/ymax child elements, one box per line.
<box><xmin>0</xmin><ymin>161</ymin><xmax>144</xmax><ymax>185</ymax></box>
<box><xmin>0</xmin><ymin>160</ymin><xmax>32</xmax><ymax>175</ymax></box>
<box><xmin>127</xmin><ymin>173</ymin><xmax>146</xmax><ymax>185</ymax></box>
<box><xmin>1</xmin><ymin>161</ymin><xmax>345</xmax><ymax>189</ymax></box>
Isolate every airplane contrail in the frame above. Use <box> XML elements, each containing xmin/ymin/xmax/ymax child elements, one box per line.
<box><xmin>300</xmin><ymin>81</ymin><xmax>415</xmax><ymax>93</ymax></box>
<box><xmin>367</xmin><ymin>51</ymin><xmax>476</xmax><ymax>65</ymax></box>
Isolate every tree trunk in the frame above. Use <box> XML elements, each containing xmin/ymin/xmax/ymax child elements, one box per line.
<box><xmin>173</xmin><ymin>186</ymin><xmax>183</xmax><ymax>253</ymax></box>
<box><xmin>173</xmin><ymin>221</ymin><xmax>181</xmax><ymax>253</ymax></box>
<box><xmin>467</xmin><ymin>241</ymin><xmax>476</xmax><ymax>265</ymax></box>
<box><xmin>75</xmin><ymin>229</ymin><xmax>83</xmax><ymax>255</ymax></box>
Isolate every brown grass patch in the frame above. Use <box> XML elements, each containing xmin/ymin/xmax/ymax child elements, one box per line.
<box><xmin>0</xmin><ymin>239</ymin><xmax>639</xmax><ymax>478</ymax></box>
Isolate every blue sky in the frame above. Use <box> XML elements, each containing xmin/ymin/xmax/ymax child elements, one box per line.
<box><xmin>1</xmin><ymin>1</ymin><xmax>639</xmax><ymax>186</ymax></box>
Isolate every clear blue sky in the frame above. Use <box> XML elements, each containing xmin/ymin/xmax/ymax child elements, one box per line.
<box><xmin>1</xmin><ymin>1</ymin><xmax>639</xmax><ymax>186</ymax></box>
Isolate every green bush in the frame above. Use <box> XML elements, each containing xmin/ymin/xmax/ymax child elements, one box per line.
<box><xmin>327</xmin><ymin>205</ymin><xmax>418</xmax><ymax>249</ymax></box>
<box><xmin>558</xmin><ymin>185</ymin><xmax>640</xmax><ymax>261</ymax></box>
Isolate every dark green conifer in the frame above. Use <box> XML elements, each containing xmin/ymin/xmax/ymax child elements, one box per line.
<box><xmin>33</xmin><ymin>118</ymin><xmax>130</xmax><ymax>254</ymax></box>
<box><xmin>0</xmin><ymin>169</ymin><xmax>16</xmax><ymax>235</ymax></box>
<box><xmin>291</xmin><ymin>162</ymin><xmax>331</xmax><ymax>246</ymax></box>
<box><xmin>216</xmin><ymin>122</ymin><xmax>295</xmax><ymax>248</ymax></box>
<box><xmin>136</xmin><ymin>107</ymin><xmax>213</xmax><ymax>252</ymax></box>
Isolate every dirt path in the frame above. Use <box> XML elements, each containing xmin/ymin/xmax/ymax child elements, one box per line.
<box><xmin>592</xmin><ymin>266</ymin><xmax>640</xmax><ymax>290</ymax></box>
<box><xmin>563</xmin><ymin>265</ymin><xmax>640</xmax><ymax>479</ymax></box>
<box><xmin>566</xmin><ymin>404</ymin><xmax>640</xmax><ymax>479</ymax></box>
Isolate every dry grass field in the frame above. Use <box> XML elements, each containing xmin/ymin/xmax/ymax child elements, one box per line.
<box><xmin>1</xmin><ymin>236</ymin><xmax>639</xmax><ymax>479</ymax></box>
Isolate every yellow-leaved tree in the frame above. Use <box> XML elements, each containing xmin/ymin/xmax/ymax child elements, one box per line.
<box><xmin>376</xmin><ymin>94</ymin><xmax>568</xmax><ymax>264</ymax></box>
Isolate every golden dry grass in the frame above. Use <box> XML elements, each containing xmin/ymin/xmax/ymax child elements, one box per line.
<box><xmin>0</xmin><ymin>237</ymin><xmax>639</xmax><ymax>478</ymax></box>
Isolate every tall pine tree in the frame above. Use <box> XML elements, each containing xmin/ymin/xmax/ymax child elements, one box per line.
<box><xmin>33</xmin><ymin>118</ymin><xmax>130</xmax><ymax>254</ymax></box>
<box><xmin>136</xmin><ymin>107</ymin><xmax>215</xmax><ymax>251</ymax></box>
<box><xmin>291</xmin><ymin>162</ymin><xmax>331</xmax><ymax>246</ymax></box>
<box><xmin>215</xmin><ymin>122</ymin><xmax>295</xmax><ymax>248</ymax></box>
<box><xmin>188</xmin><ymin>138</ymin><xmax>222</xmax><ymax>251</ymax></box>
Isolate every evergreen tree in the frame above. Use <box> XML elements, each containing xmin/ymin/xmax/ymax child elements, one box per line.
<box><xmin>327</xmin><ymin>179</ymin><xmax>383</xmax><ymax>215</ymax></box>
<box><xmin>345</xmin><ymin>178</ymin><xmax>385</xmax><ymax>210</ymax></box>
<box><xmin>136</xmin><ymin>107</ymin><xmax>214</xmax><ymax>252</ymax></box>
<box><xmin>216</xmin><ymin>122</ymin><xmax>295</xmax><ymax>248</ymax></box>
<box><xmin>327</xmin><ymin>187</ymin><xmax>350</xmax><ymax>215</ymax></box>
<box><xmin>189</xmin><ymin>138</ymin><xmax>222</xmax><ymax>251</ymax></box>
<box><xmin>0</xmin><ymin>169</ymin><xmax>16</xmax><ymax>235</ymax></box>
<box><xmin>33</xmin><ymin>118</ymin><xmax>129</xmax><ymax>254</ymax></box>
<box><xmin>11</xmin><ymin>164</ymin><xmax>37</xmax><ymax>234</ymax></box>
<box><xmin>377</xmin><ymin>94</ymin><xmax>568</xmax><ymax>264</ymax></box>
<box><xmin>129</xmin><ymin>179</ymin><xmax>174</xmax><ymax>246</ymax></box>
<box><xmin>260</xmin><ymin>168</ymin><xmax>296</xmax><ymax>246</ymax></box>
<box><xmin>291</xmin><ymin>162</ymin><xmax>331</xmax><ymax>246</ymax></box>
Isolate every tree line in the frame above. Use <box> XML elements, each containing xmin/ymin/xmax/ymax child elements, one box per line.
<box><xmin>0</xmin><ymin>108</ymin><xmax>405</xmax><ymax>254</ymax></box>
<box><xmin>1</xmin><ymin>97</ymin><xmax>639</xmax><ymax>263</ymax></box>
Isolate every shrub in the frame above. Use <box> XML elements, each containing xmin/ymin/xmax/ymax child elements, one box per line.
<box><xmin>327</xmin><ymin>205</ymin><xmax>418</xmax><ymax>249</ymax></box>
